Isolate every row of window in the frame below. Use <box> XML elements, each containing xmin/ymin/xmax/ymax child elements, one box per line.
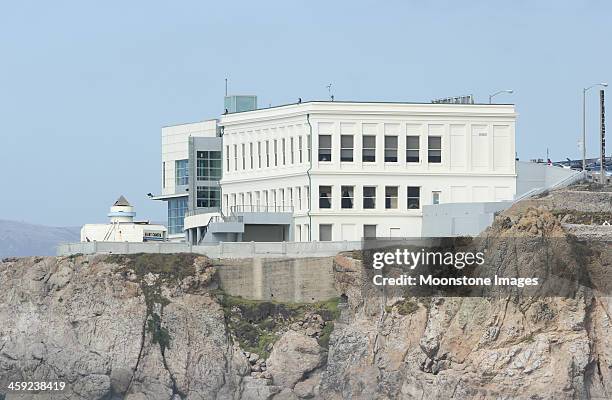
<box><xmin>224</xmin><ymin>186</ymin><xmax>310</xmax><ymax>214</ymax></box>
<box><xmin>307</xmin><ymin>224</ymin><xmax>378</xmax><ymax>241</ymax></box>
<box><xmin>319</xmin><ymin>185</ymin><xmax>432</xmax><ymax>210</ymax></box>
<box><xmin>319</xmin><ymin>135</ymin><xmax>441</xmax><ymax>163</ymax></box>
<box><xmin>226</xmin><ymin>136</ymin><xmax>311</xmax><ymax>172</ymax></box>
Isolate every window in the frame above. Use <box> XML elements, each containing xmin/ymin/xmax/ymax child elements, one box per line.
<box><xmin>241</xmin><ymin>144</ymin><xmax>245</xmax><ymax>169</ymax></box>
<box><xmin>175</xmin><ymin>159</ymin><xmax>188</xmax><ymax>186</ymax></box>
<box><xmin>341</xmin><ymin>135</ymin><xmax>354</xmax><ymax>162</ymax></box>
<box><xmin>298</xmin><ymin>136</ymin><xmax>303</xmax><ymax>163</ymax></box>
<box><xmin>282</xmin><ymin>138</ymin><xmax>286</xmax><ymax>165</ymax></box>
<box><xmin>274</xmin><ymin>139</ymin><xmax>278</xmax><ymax>166</ymax></box>
<box><xmin>162</xmin><ymin>162</ymin><xmax>166</xmax><ymax>188</ymax></box>
<box><xmin>196</xmin><ymin>151</ymin><xmax>222</xmax><ymax>181</ymax></box>
<box><xmin>196</xmin><ymin>186</ymin><xmax>221</xmax><ymax>208</ymax></box>
<box><xmin>363</xmin><ymin>186</ymin><xmax>376</xmax><ymax>209</ymax></box>
<box><xmin>385</xmin><ymin>186</ymin><xmax>398</xmax><ymax>209</ymax></box>
<box><xmin>288</xmin><ymin>188</ymin><xmax>293</xmax><ymax>208</ymax></box>
<box><xmin>296</xmin><ymin>187</ymin><xmax>301</xmax><ymax>211</ymax></box>
<box><xmin>233</xmin><ymin>144</ymin><xmax>238</xmax><ymax>170</ymax></box>
<box><xmin>168</xmin><ymin>197</ymin><xmax>188</xmax><ymax>235</ymax></box>
<box><xmin>318</xmin><ymin>135</ymin><xmax>332</xmax><ymax>161</ymax></box>
<box><xmin>384</xmin><ymin>136</ymin><xmax>398</xmax><ymax>162</ymax></box>
<box><xmin>257</xmin><ymin>142</ymin><xmax>262</xmax><ymax>168</ymax></box>
<box><xmin>407</xmin><ymin>186</ymin><xmax>420</xmax><ymax>209</ymax></box>
<box><xmin>363</xmin><ymin>225</ymin><xmax>377</xmax><ymax>238</ymax></box>
<box><xmin>290</xmin><ymin>137</ymin><xmax>294</xmax><ymax>164</ymax></box>
<box><xmin>307</xmin><ymin>135</ymin><xmax>311</xmax><ymax>162</ymax></box>
<box><xmin>362</xmin><ymin>135</ymin><xmax>376</xmax><ymax>162</ymax></box>
<box><xmin>432</xmin><ymin>191</ymin><xmax>441</xmax><ymax>205</ymax></box>
<box><xmin>406</xmin><ymin>136</ymin><xmax>420</xmax><ymax>163</ymax></box>
<box><xmin>428</xmin><ymin>136</ymin><xmax>442</xmax><ymax>163</ymax></box>
<box><xmin>225</xmin><ymin>145</ymin><xmax>230</xmax><ymax>172</ymax></box>
<box><xmin>266</xmin><ymin>141</ymin><xmax>270</xmax><ymax>167</ymax></box>
<box><xmin>319</xmin><ymin>224</ymin><xmax>332</xmax><ymax>241</ymax></box>
<box><xmin>319</xmin><ymin>186</ymin><xmax>332</xmax><ymax>209</ymax></box>
<box><xmin>249</xmin><ymin>143</ymin><xmax>254</xmax><ymax>169</ymax></box>
<box><xmin>341</xmin><ymin>186</ymin><xmax>354</xmax><ymax>209</ymax></box>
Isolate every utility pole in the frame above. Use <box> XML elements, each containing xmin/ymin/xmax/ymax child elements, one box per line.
<box><xmin>601</xmin><ymin>89</ymin><xmax>606</xmax><ymax>184</ymax></box>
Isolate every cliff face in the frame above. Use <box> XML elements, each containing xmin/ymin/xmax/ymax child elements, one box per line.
<box><xmin>0</xmin><ymin>186</ymin><xmax>611</xmax><ymax>400</ymax></box>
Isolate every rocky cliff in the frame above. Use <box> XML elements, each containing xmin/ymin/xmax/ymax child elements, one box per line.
<box><xmin>0</xmin><ymin>184</ymin><xmax>611</xmax><ymax>399</ymax></box>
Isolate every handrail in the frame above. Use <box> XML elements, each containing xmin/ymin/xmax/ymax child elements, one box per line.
<box><xmin>230</xmin><ymin>204</ymin><xmax>294</xmax><ymax>213</ymax></box>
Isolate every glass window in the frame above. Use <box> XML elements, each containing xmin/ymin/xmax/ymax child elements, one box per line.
<box><xmin>196</xmin><ymin>186</ymin><xmax>221</xmax><ymax>208</ymax></box>
<box><xmin>162</xmin><ymin>162</ymin><xmax>165</xmax><ymax>188</ymax></box>
<box><xmin>385</xmin><ymin>186</ymin><xmax>398</xmax><ymax>209</ymax></box>
<box><xmin>241</xmin><ymin>143</ymin><xmax>245</xmax><ymax>169</ymax></box>
<box><xmin>290</xmin><ymin>137</ymin><xmax>294</xmax><ymax>164</ymax></box>
<box><xmin>175</xmin><ymin>159</ymin><xmax>188</xmax><ymax>186</ymax></box>
<box><xmin>432</xmin><ymin>191</ymin><xmax>441</xmax><ymax>205</ymax></box>
<box><xmin>319</xmin><ymin>185</ymin><xmax>332</xmax><ymax>209</ymax></box>
<box><xmin>341</xmin><ymin>135</ymin><xmax>354</xmax><ymax>162</ymax></box>
<box><xmin>266</xmin><ymin>141</ymin><xmax>270</xmax><ymax>167</ymax></box>
<box><xmin>282</xmin><ymin>138</ymin><xmax>286</xmax><ymax>165</ymax></box>
<box><xmin>298</xmin><ymin>136</ymin><xmax>303</xmax><ymax>163</ymax></box>
<box><xmin>167</xmin><ymin>197</ymin><xmax>188</xmax><ymax>235</ymax></box>
<box><xmin>363</xmin><ymin>186</ymin><xmax>376</xmax><ymax>209</ymax></box>
<box><xmin>428</xmin><ymin>136</ymin><xmax>442</xmax><ymax>163</ymax></box>
<box><xmin>225</xmin><ymin>145</ymin><xmax>230</xmax><ymax>172</ymax></box>
<box><xmin>249</xmin><ymin>143</ymin><xmax>254</xmax><ymax>169</ymax></box>
<box><xmin>318</xmin><ymin>135</ymin><xmax>332</xmax><ymax>161</ymax></box>
<box><xmin>274</xmin><ymin>139</ymin><xmax>278</xmax><ymax>166</ymax></box>
<box><xmin>362</xmin><ymin>135</ymin><xmax>376</xmax><ymax>162</ymax></box>
<box><xmin>196</xmin><ymin>151</ymin><xmax>222</xmax><ymax>181</ymax></box>
<box><xmin>407</xmin><ymin>186</ymin><xmax>420</xmax><ymax>209</ymax></box>
<box><xmin>296</xmin><ymin>187</ymin><xmax>301</xmax><ymax>211</ymax></box>
<box><xmin>363</xmin><ymin>224</ymin><xmax>377</xmax><ymax>238</ymax></box>
<box><xmin>406</xmin><ymin>136</ymin><xmax>420</xmax><ymax>163</ymax></box>
<box><xmin>341</xmin><ymin>185</ymin><xmax>354</xmax><ymax>209</ymax></box>
<box><xmin>307</xmin><ymin>135</ymin><xmax>311</xmax><ymax>162</ymax></box>
<box><xmin>257</xmin><ymin>142</ymin><xmax>262</xmax><ymax>168</ymax></box>
<box><xmin>233</xmin><ymin>144</ymin><xmax>238</xmax><ymax>170</ymax></box>
<box><xmin>384</xmin><ymin>136</ymin><xmax>398</xmax><ymax>162</ymax></box>
<box><xmin>319</xmin><ymin>224</ymin><xmax>332</xmax><ymax>241</ymax></box>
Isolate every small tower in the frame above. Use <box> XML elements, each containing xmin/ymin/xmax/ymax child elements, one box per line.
<box><xmin>107</xmin><ymin>195</ymin><xmax>135</xmax><ymax>223</ymax></box>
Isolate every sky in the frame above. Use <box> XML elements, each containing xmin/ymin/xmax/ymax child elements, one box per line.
<box><xmin>0</xmin><ymin>1</ymin><xmax>610</xmax><ymax>226</ymax></box>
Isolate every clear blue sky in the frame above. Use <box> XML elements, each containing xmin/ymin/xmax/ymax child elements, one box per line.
<box><xmin>0</xmin><ymin>1</ymin><xmax>610</xmax><ymax>226</ymax></box>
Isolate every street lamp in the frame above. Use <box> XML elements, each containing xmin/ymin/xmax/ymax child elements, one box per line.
<box><xmin>488</xmin><ymin>89</ymin><xmax>514</xmax><ymax>104</ymax></box>
<box><xmin>582</xmin><ymin>82</ymin><xmax>608</xmax><ymax>171</ymax></box>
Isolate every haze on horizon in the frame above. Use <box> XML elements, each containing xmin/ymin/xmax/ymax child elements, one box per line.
<box><xmin>0</xmin><ymin>0</ymin><xmax>610</xmax><ymax>227</ymax></box>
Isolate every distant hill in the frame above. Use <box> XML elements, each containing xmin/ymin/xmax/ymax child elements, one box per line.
<box><xmin>0</xmin><ymin>220</ymin><xmax>80</xmax><ymax>258</ymax></box>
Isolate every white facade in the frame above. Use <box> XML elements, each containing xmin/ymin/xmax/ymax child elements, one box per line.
<box><xmin>219</xmin><ymin>101</ymin><xmax>516</xmax><ymax>241</ymax></box>
<box><xmin>81</xmin><ymin>196</ymin><xmax>167</xmax><ymax>242</ymax></box>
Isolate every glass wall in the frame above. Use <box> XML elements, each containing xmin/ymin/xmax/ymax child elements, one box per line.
<box><xmin>197</xmin><ymin>186</ymin><xmax>221</xmax><ymax>208</ymax></box>
<box><xmin>168</xmin><ymin>197</ymin><xmax>188</xmax><ymax>235</ymax></box>
<box><xmin>175</xmin><ymin>159</ymin><xmax>189</xmax><ymax>185</ymax></box>
<box><xmin>196</xmin><ymin>151</ymin><xmax>222</xmax><ymax>181</ymax></box>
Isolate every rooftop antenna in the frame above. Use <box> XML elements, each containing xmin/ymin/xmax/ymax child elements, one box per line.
<box><xmin>326</xmin><ymin>83</ymin><xmax>334</xmax><ymax>101</ymax></box>
<box><xmin>225</xmin><ymin>78</ymin><xmax>228</xmax><ymax>96</ymax></box>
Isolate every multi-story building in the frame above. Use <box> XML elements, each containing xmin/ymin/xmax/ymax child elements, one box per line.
<box><xmin>155</xmin><ymin>98</ymin><xmax>517</xmax><ymax>243</ymax></box>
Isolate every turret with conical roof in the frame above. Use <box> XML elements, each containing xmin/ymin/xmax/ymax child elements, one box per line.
<box><xmin>108</xmin><ymin>195</ymin><xmax>136</xmax><ymax>223</ymax></box>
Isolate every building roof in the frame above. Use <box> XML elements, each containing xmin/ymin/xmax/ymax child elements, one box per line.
<box><xmin>113</xmin><ymin>195</ymin><xmax>131</xmax><ymax>207</ymax></box>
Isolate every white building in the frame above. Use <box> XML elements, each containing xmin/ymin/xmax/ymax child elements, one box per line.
<box><xmin>155</xmin><ymin>99</ymin><xmax>517</xmax><ymax>243</ymax></box>
<box><xmin>81</xmin><ymin>196</ymin><xmax>167</xmax><ymax>242</ymax></box>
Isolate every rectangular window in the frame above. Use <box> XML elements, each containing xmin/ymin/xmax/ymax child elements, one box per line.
<box><xmin>341</xmin><ymin>135</ymin><xmax>354</xmax><ymax>162</ymax></box>
<box><xmin>307</xmin><ymin>135</ymin><xmax>311</xmax><ymax>162</ymax></box>
<box><xmin>384</xmin><ymin>136</ymin><xmax>398</xmax><ymax>162</ymax></box>
<box><xmin>249</xmin><ymin>143</ymin><xmax>254</xmax><ymax>169</ymax></box>
<box><xmin>319</xmin><ymin>185</ymin><xmax>332</xmax><ymax>209</ymax></box>
<box><xmin>167</xmin><ymin>197</ymin><xmax>188</xmax><ymax>235</ymax></box>
<box><xmin>341</xmin><ymin>186</ymin><xmax>354</xmax><ymax>209</ymax></box>
<box><xmin>290</xmin><ymin>137</ymin><xmax>294</xmax><ymax>164</ymax></box>
<box><xmin>282</xmin><ymin>138</ymin><xmax>286</xmax><ymax>165</ymax></box>
<box><xmin>274</xmin><ymin>139</ymin><xmax>278</xmax><ymax>166</ymax></box>
<box><xmin>175</xmin><ymin>159</ymin><xmax>189</xmax><ymax>186</ymax></box>
<box><xmin>428</xmin><ymin>136</ymin><xmax>442</xmax><ymax>163</ymax></box>
<box><xmin>319</xmin><ymin>224</ymin><xmax>332</xmax><ymax>241</ymax></box>
<box><xmin>233</xmin><ymin>144</ymin><xmax>238</xmax><ymax>170</ymax></box>
<box><xmin>241</xmin><ymin>143</ymin><xmax>245</xmax><ymax>169</ymax></box>
<box><xmin>362</xmin><ymin>135</ymin><xmax>376</xmax><ymax>162</ymax></box>
<box><xmin>406</xmin><ymin>136</ymin><xmax>420</xmax><ymax>163</ymax></box>
<box><xmin>296</xmin><ymin>187</ymin><xmax>301</xmax><ymax>211</ymax></box>
<box><xmin>196</xmin><ymin>186</ymin><xmax>221</xmax><ymax>208</ymax></box>
<box><xmin>318</xmin><ymin>135</ymin><xmax>332</xmax><ymax>161</ymax></box>
<box><xmin>162</xmin><ymin>162</ymin><xmax>165</xmax><ymax>188</ymax></box>
<box><xmin>288</xmin><ymin>188</ymin><xmax>293</xmax><ymax>208</ymax></box>
<box><xmin>363</xmin><ymin>224</ymin><xmax>377</xmax><ymax>238</ymax></box>
<box><xmin>298</xmin><ymin>136</ymin><xmax>303</xmax><ymax>163</ymax></box>
<box><xmin>432</xmin><ymin>191</ymin><xmax>441</xmax><ymax>205</ymax></box>
<box><xmin>407</xmin><ymin>186</ymin><xmax>420</xmax><ymax>209</ymax></box>
<box><xmin>266</xmin><ymin>141</ymin><xmax>270</xmax><ymax>167</ymax></box>
<box><xmin>226</xmin><ymin>145</ymin><xmax>230</xmax><ymax>172</ymax></box>
<box><xmin>385</xmin><ymin>186</ymin><xmax>398</xmax><ymax>209</ymax></box>
<box><xmin>196</xmin><ymin>151</ymin><xmax>222</xmax><ymax>181</ymax></box>
<box><xmin>363</xmin><ymin>186</ymin><xmax>376</xmax><ymax>209</ymax></box>
<box><xmin>258</xmin><ymin>142</ymin><xmax>262</xmax><ymax>168</ymax></box>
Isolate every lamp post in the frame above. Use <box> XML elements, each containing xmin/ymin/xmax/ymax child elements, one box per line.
<box><xmin>582</xmin><ymin>83</ymin><xmax>608</xmax><ymax>171</ymax></box>
<box><xmin>488</xmin><ymin>89</ymin><xmax>514</xmax><ymax>104</ymax></box>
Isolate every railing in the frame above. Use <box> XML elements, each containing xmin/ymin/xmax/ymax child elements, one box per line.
<box><xmin>513</xmin><ymin>170</ymin><xmax>586</xmax><ymax>203</ymax></box>
<box><xmin>230</xmin><ymin>204</ymin><xmax>294</xmax><ymax>213</ymax></box>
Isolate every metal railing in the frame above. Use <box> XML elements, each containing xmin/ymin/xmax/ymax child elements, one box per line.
<box><xmin>230</xmin><ymin>204</ymin><xmax>294</xmax><ymax>213</ymax></box>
